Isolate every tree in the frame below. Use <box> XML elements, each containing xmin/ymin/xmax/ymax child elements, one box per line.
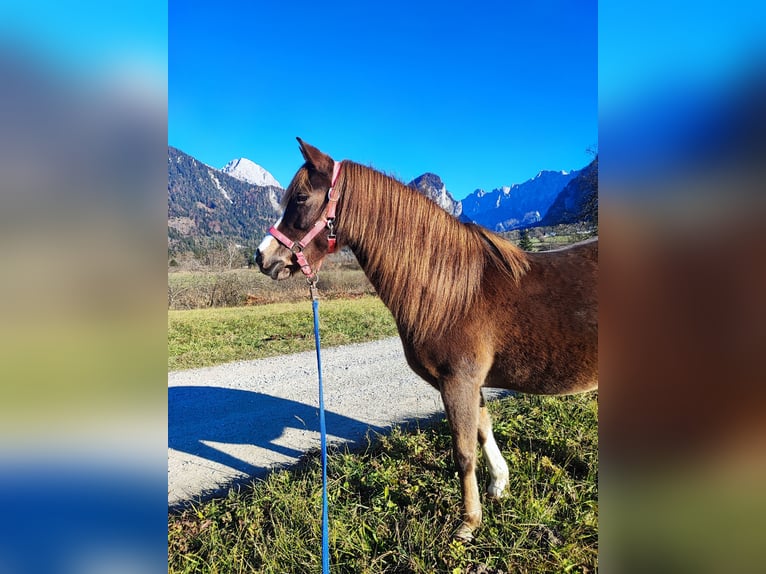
<box><xmin>518</xmin><ymin>228</ymin><xmax>533</xmax><ymax>251</ymax></box>
<box><xmin>581</xmin><ymin>156</ymin><xmax>598</xmax><ymax>229</ymax></box>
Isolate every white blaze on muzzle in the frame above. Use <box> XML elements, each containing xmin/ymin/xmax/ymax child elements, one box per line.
<box><xmin>257</xmin><ymin>216</ymin><xmax>282</xmax><ymax>254</ymax></box>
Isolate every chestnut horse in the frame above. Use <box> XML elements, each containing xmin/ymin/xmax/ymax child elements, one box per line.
<box><xmin>255</xmin><ymin>139</ymin><xmax>597</xmax><ymax>540</ymax></box>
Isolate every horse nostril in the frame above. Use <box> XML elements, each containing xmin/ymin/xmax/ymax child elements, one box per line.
<box><xmin>254</xmin><ymin>249</ymin><xmax>263</xmax><ymax>266</ymax></box>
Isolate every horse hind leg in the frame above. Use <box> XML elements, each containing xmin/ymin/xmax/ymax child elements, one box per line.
<box><xmin>478</xmin><ymin>393</ymin><xmax>509</xmax><ymax>499</ymax></box>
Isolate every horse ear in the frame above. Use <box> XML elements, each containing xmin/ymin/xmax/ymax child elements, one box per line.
<box><xmin>296</xmin><ymin>137</ymin><xmax>334</xmax><ymax>178</ymax></box>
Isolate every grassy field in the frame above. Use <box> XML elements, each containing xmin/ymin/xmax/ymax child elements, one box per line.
<box><xmin>168</xmin><ymin>392</ymin><xmax>598</xmax><ymax>573</ymax></box>
<box><xmin>168</xmin><ymin>295</ymin><xmax>398</xmax><ymax>371</ymax></box>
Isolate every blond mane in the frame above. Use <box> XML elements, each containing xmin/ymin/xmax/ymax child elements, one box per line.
<box><xmin>335</xmin><ymin>161</ymin><xmax>529</xmax><ymax>344</ymax></box>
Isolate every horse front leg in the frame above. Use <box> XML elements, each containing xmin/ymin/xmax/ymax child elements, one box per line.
<box><xmin>440</xmin><ymin>380</ymin><xmax>482</xmax><ymax>541</ymax></box>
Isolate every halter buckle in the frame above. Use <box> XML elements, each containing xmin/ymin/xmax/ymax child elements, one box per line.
<box><xmin>326</xmin><ymin>219</ymin><xmax>337</xmax><ymax>254</ymax></box>
<box><xmin>307</xmin><ymin>275</ymin><xmax>319</xmax><ymax>300</ymax></box>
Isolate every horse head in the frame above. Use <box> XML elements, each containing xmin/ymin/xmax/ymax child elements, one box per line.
<box><xmin>255</xmin><ymin>138</ymin><xmax>341</xmax><ymax>281</ymax></box>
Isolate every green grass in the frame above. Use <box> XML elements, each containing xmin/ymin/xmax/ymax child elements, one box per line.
<box><xmin>168</xmin><ymin>392</ymin><xmax>598</xmax><ymax>573</ymax></box>
<box><xmin>168</xmin><ymin>296</ymin><xmax>398</xmax><ymax>371</ymax></box>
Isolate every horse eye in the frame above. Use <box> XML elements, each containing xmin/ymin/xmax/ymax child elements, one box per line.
<box><xmin>296</xmin><ymin>193</ymin><xmax>310</xmax><ymax>204</ymax></box>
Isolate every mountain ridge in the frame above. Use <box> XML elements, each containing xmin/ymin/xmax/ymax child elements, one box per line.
<box><xmin>168</xmin><ymin>146</ymin><xmax>595</xmax><ymax>256</ymax></box>
<box><xmin>461</xmin><ymin>169</ymin><xmax>579</xmax><ymax>231</ymax></box>
<box><xmin>168</xmin><ymin>146</ymin><xmax>283</xmax><ymax>254</ymax></box>
<box><xmin>540</xmin><ymin>158</ymin><xmax>597</xmax><ymax>226</ymax></box>
<box><xmin>408</xmin><ymin>172</ymin><xmax>462</xmax><ymax>218</ymax></box>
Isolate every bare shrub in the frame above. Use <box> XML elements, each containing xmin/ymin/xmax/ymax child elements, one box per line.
<box><xmin>208</xmin><ymin>273</ymin><xmax>244</xmax><ymax>307</ymax></box>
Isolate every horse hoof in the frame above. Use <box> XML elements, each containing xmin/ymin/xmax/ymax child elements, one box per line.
<box><xmin>454</xmin><ymin>524</ymin><xmax>475</xmax><ymax>542</ymax></box>
<box><xmin>487</xmin><ymin>481</ymin><xmax>508</xmax><ymax>499</ymax></box>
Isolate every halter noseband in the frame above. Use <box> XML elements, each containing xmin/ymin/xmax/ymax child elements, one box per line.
<box><xmin>268</xmin><ymin>161</ymin><xmax>342</xmax><ymax>282</ymax></box>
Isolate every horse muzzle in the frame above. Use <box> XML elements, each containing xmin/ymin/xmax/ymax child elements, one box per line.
<box><xmin>254</xmin><ymin>246</ymin><xmax>294</xmax><ymax>280</ymax></box>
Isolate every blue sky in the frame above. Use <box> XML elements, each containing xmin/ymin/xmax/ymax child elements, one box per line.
<box><xmin>599</xmin><ymin>2</ymin><xmax>766</xmax><ymax>114</ymax></box>
<box><xmin>170</xmin><ymin>1</ymin><xmax>597</xmax><ymax>199</ymax></box>
<box><xmin>599</xmin><ymin>2</ymin><xmax>766</xmax><ymax>185</ymax></box>
<box><xmin>1</xmin><ymin>1</ymin><xmax>167</xmax><ymax>86</ymax></box>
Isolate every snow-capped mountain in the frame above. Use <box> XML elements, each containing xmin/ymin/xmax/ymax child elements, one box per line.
<box><xmin>221</xmin><ymin>158</ymin><xmax>282</xmax><ymax>188</ymax></box>
<box><xmin>461</xmin><ymin>170</ymin><xmax>579</xmax><ymax>231</ymax></box>
<box><xmin>408</xmin><ymin>173</ymin><xmax>462</xmax><ymax>218</ymax></box>
<box><xmin>168</xmin><ymin>147</ymin><xmax>283</xmax><ymax>250</ymax></box>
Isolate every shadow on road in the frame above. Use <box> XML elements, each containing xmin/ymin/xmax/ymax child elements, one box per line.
<box><xmin>169</xmin><ymin>386</ymin><xmax>384</xmax><ymax>495</ymax></box>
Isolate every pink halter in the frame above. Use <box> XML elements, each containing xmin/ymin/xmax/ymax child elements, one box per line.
<box><xmin>267</xmin><ymin>161</ymin><xmax>342</xmax><ymax>281</ymax></box>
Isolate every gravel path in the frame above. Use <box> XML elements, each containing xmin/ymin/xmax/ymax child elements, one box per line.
<box><xmin>169</xmin><ymin>337</ymin><xmax>512</xmax><ymax>508</ymax></box>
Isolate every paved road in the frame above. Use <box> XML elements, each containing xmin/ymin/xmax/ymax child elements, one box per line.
<box><xmin>169</xmin><ymin>337</ymin><xmax>511</xmax><ymax>508</ymax></box>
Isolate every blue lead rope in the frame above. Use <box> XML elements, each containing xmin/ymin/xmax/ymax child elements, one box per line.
<box><xmin>311</xmin><ymin>295</ymin><xmax>330</xmax><ymax>574</ymax></box>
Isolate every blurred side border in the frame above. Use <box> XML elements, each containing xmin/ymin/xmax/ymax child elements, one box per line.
<box><xmin>599</xmin><ymin>2</ymin><xmax>766</xmax><ymax>572</ymax></box>
<box><xmin>0</xmin><ymin>2</ymin><xmax>168</xmax><ymax>573</ymax></box>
